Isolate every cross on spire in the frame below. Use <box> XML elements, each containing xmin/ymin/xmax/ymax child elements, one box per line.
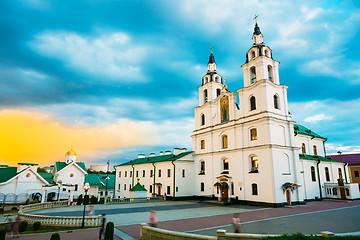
<box><xmin>254</xmin><ymin>14</ymin><xmax>259</xmax><ymax>23</ymax></box>
<box><xmin>210</xmin><ymin>46</ymin><xmax>213</xmax><ymax>54</ymax></box>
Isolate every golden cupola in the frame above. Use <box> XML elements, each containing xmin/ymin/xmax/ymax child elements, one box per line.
<box><xmin>65</xmin><ymin>147</ymin><xmax>77</xmax><ymax>156</ymax></box>
<box><xmin>65</xmin><ymin>147</ymin><xmax>77</xmax><ymax>163</ymax></box>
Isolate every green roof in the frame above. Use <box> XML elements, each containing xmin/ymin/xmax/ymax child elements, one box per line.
<box><xmin>98</xmin><ymin>174</ymin><xmax>115</xmax><ymax>190</ymax></box>
<box><xmin>17</xmin><ymin>163</ymin><xmax>38</xmax><ymax>166</ymax></box>
<box><xmin>130</xmin><ymin>183</ymin><xmax>147</xmax><ymax>192</ymax></box>
<box><xmin>38</xmin><ymin>172</ymin><xmax>54</xmax><ymax>184</ymax></box>
<box><xmin>55</xmin><ymin>162</ymin><xmax>86</xmax><ymax>173</ymax></box>
<box><xmin>84</xmin><ymin>174</ymin><xmax>115</xmax><ymax>189</ymax></box>
<box><xmin>116</xmin><ymin>151</ymin><xmax>193</xmax><ymax>167</ymax></box>
<box><xmin>294</xmin><ymin>124</ymin><xmax>325</xmax><ymax>139</ymax></box>
<box><xmin>85</xmin><ymin>174</ymin><xmax>102</xmax><ymax>187</ymax></box>
<box><xmin>299</xmin><ymin>154</ymin><xmax>343</xmax><ymax>163</ymax></box>
<box><xmin>0</xmin><ymin>167</ymin><xmax>18</xmax><ymax>183</ymax></box>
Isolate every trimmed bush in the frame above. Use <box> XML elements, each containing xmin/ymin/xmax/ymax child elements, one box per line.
<box><xmin>77</xmin><ymin>194</ymin><xmax>83</xmax><ymax>205</ymax></box>
<box><xmin>50</xmin><ymin>232</ymin><xmax>60</xmax><ymax>240</ymax></box>
<box><xmin>25</xmin><ymin>198</ymin><xmax>30</xmax><ymax>204</ymax></box>
<box><xmin>33</xmin><ymin>221</ymin><xmax>41</xmax><ymax>231</ymax></box>
<box><xmin>0</xmin><ymin>229</ymin><xmax>5</xmax><ymax>240</ymax></box>
<box><xmin>0</xmin><ymin>208</ymin><xmax>4</xmax><ymax>214</ymax></box>
<box><xmin>11</xmin><ymin>207</ymin><xmax>18</xmax><ymax>211</ymax></box>
<box><xmin>90</xmin><ymin>195</ymin><xmax>97</xmax><ymax>204</ymax></box>
<box><xmin>34</xmin><ymin>198</ymin><xmax>39</xmax><ymax>203</ymax></box>
<box><xmin>104</xmin><ymin>221</ymin><xmax>114</xmax><ymax>240</ymax></box>
<box><xmin>84</xmin><ymin>195</ymin><xmax>90</xmax><ymax>205</ymax></box>
<box><xmin>19</xmin><ymin>221</ymin><xmax>28</xmax><ymax>232</ymax></box>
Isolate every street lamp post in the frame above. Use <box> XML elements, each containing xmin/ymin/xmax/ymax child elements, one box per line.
<box><xmin>81</xmin><ymin>183</ymin><xmax>90</xmax><ymax>228</ymax></box>
<box><xmin>57</xmin><ymin>180</ymin><xmax>63</xmax><ymax>201</ymax></box>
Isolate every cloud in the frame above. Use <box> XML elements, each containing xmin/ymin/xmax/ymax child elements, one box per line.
<box><xmin>30</xmin><ymin>31</ymin><xmax>148</xmax><ymax>82</ymax></box>
<box><xmin>0</xmin><ymin>110</ymin><xmax>159</xmax><ymax>166</ymax></box>
<box><xmin>326</xmin><ymin>144</ymin><xmax>360</xmax><ymax>154</ymax></box>
<box><xmin>304</xmin><ymin>114</ymin><xmax>332</xmax><ymax>123</ymax></box>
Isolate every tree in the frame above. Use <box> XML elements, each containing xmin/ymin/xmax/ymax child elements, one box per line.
<box><xmin>104</xmin><ymin>222</ymin><xmax>114</xmax><ymax>240</ymax></box>
<box><xmin>37</xmin><ymin>168</ymin><xmax>47</xmax><ymax>173</ymax></box>
<box><xmin>50</xmin><ymin>233</ymin><xmax>60</xmax><ymax>240</ymax></box>
<box><xmin>84</xmin><ymin>194</ymin><xmax>90</xmax><ymax>205</ymax></box>
<box><xmin>77</xmin><ymin>194</ymin><xmax>83</xmax><ymax>205</ymax></box>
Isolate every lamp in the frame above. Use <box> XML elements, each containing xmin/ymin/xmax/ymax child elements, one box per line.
<box><xmin>57</xmin><ymin>180</ymin><xmax>63</xmax><ymax>201</ymax></box>
<box><xmin>81</xmin><ymin>183</ymin><xmax>90</xmax><ymax>228</ymax></box>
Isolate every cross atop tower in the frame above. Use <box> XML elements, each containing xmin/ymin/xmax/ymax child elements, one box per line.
<box><xmin>210</xmin><ymin>46</ymin><xmax>213</xmax><ymax>54</ymax></box>
<box><xmin>253</xmin><ymin>14</ymin><xmax>259</xmax><ymax>23</ymax></box>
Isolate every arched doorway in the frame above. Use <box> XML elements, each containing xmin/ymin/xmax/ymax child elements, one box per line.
<box><xmin>221</xmin><ymin>182</ymin><xmax>229</xmax><ymax>202</ymax></box>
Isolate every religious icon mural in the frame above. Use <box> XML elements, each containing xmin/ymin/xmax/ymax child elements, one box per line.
<box><xmin>220</xmin><ymin>95</ymin><xmax>229</xmax><ymax>123</ymax></box>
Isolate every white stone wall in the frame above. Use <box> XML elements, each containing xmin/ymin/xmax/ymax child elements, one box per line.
<box><xmin>56</xmin><ymin>164</ymin><xmax>86</xmax><ymax>197</ymax></box>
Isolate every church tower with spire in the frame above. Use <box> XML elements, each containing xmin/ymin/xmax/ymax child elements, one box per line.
<box><xmin>192</xmin><ymin>20</ymin><xmax>304</xmax><ymax>207</ymax></box>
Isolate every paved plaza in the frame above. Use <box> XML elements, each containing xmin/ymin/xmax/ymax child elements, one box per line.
<box><xmin>3</xmin><ymin>199</ymin><xmax>360</xmax><ymax>239</ymax></box>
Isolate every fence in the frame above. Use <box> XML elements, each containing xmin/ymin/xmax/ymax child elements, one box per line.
<box><xmin>18</xmin><ymin>200</ymin><xmax>102</xmax><ymax>227</ymax></box>
<box><xmin>0</xmin><ymin>193</ymin><xmax>30</xmax><ymax>204</ymax></box>
<box><xmin>104</xmin><ymin>196</ymin><xmax>164</xmax><ymax>204</ymax></box>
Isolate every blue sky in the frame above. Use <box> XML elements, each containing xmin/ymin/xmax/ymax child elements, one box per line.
<box><xmin>1</xmin><ymin>0</ymin><xmax>360</xmax><ymax>167</ymax></box>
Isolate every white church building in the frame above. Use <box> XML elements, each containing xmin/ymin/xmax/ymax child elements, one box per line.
<box><xmin>114</xmin><ymin>22</ymin><xmax>359</xmax><ymax>207</ymax></box>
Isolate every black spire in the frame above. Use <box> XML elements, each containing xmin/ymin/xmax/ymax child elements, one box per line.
<box><xmin>208</xmin><ymin>52</ymin><xmax>215</xmax><ymax>64</ymax></box>
<box><xmin>253</xmin><ymin>22</ymin><xmax>262</xmax><ymax>35</ymax></box>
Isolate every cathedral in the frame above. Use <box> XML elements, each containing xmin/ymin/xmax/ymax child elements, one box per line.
<box><xmin>114</xmin><ymin>22</ymin><xmax>359</xmax><ymax>206</ymax></box>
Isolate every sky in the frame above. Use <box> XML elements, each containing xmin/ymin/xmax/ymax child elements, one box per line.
<box><xmin>0</xmin><ymin>0</ymin><xmax>360</xmax><ymax>168</ymax></box>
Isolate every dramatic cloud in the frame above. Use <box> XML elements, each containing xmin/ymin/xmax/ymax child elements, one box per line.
<box><xmin>31</xmin><ymin>31</ymin><xmax>148</xmax><ymax>81</ymax></box>
<box><xmin>304</xmin><ymin>114</ymin><xmax>333</xmax><ymax>124</ymax></box>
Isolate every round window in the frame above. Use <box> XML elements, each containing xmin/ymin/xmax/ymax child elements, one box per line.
<box><xmin>26</xmin><ymin>173</ymin><xmax>31</xmax><ymax>178</ymax></box>
<box><xmin>70</xmin><ymin>173</ymin><xmax>74</xmax><ymax>177</ymax></box>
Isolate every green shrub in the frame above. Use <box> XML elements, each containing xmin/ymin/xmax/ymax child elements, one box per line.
<box><xmin>90</xmin><ymin>195</ymin><xmax>97</xmax><ymax>204</ymax></box>
<box><xmin>0</xmin><ymin>229</ymin><xmax>5</xmax><ymax>240</ymax></box>
<box><xmin>33</xmin><ymin>221</ymin><xmax>41</xmax><ymax>231</ymax></box>
<box><xmin>25</xmin><ymin>198</ymin><xmax>30</xmax><ymax>204</ymax></box>
<box><xmin>11</xmin><ymin>207</ymin><xmax>17</xmax><ymax>211</ymax></box>
<box><xmin>50</xmin><ymin>232</ymin><xmax>60</xmax><ymax>240</ymax></box>
<box><xmin>77</xmin><ymin>194</ymin><xmax>83</xmax><ymax>205</ymax></box>
<box><xmin>0</xmin><ymin>208</ymin><xmax>4</xmax><ymax>214</ymax></box>
<box><xmin>104</xmin><ymin>221</ymin><xmax>114</xmax><ymax>240</ymax></box>
<box><xmin>84</xmin><ymin>195</ymin><xmax>90</xmax><ymax>205</ymax></box>
<box><xmin>19</xmin><ymin>221</ymin><xmax>28</xmax><ymax>232</ymax></box>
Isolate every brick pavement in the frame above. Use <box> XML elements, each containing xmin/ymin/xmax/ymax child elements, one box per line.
<box><xmin>117</xmin><ymin>200</ymin><xmax>360</xmax><ymax>239</ymax></box>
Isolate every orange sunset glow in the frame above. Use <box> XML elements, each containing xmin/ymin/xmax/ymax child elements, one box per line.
<box><xmin>0</xmin><ymin>110</ymin><xmax>158</xmax><ymax>166</ymax></box>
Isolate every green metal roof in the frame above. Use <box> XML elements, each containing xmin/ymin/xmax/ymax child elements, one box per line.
<box><xmin>294</xmin><ymin>124</ymin><xmax>325</xmax><ymax>139</ymax></box>
<box><xmin>55</xmin><ymin>161</ymin><xmax>87</xmax><ymax>173</ymax></box>
<box><xmin>299</xmin><ymin>154</ymin><xmax>343</xmax><ymax>163</ymax></box>
<box><xmin>130</xmin><ymin>183</ymin><xmax>147</xmax><ymax>192</ymax></box>
<box><xmin>38</xmin><ymin>172</ymin><xmax>54</xmax><ymax>184</ymax></box>
<box><xmin>116</xmin><ymin>151</ymin><xmax>193</xmax><ymax>167</ymax></box>
<box><xmin>85</xmin><ymin>174</ymin><xmax>102</xmax><ymax>187</ymax></box>
<box><xmin>98</xmin><ymin>174</ymin><xmax>115</xmax><ymax>190</ymax></box>
<box><xmin>17</xmin><ymin>163</ymin><xmax>38</xmax><ymax>166</ymax></box>
<box><xmin>0</xmin><ymin>167</ymin><xmax>18</xmax><ymax>183</ymax></box>
<box><xmin>84</xmin><ymin>174</ymin><xmax>115</xmax><ymax>189</ymax></box>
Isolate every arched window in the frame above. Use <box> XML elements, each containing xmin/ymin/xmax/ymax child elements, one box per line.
<box><xmin>302</xmin><ymin>143</ymin><xmax>306</xmax><ymax>154</ymax></box>
<box><xmin>223</xmin><ymin>159</ymin><xmax>229</xmax><ymax>171</ymax></box>
<box><xmin>201</xmin><ymin>114</ymin><xmax>205</xmax><ymax>126</ymax></box>
<box><xmin>332</xmin><ymin>188</ymin><xmax>337</xmax><ymax>195</ymax></box>
<box><xmin>311</xmin><ymin>166</ymin><xmax>316</xmax><ymax>181</ymax></box>
<box><xmin>251</xmin><ymin>156</ymin><xmax>258</xmax><ymax>172</ymax></box>
<box><xmin>250</xmin><ymin>67</ymin><xmax>256</xmax><ymax>83</ymax></box>
<box><xmin>231</xmin><ymin>182</ymin><xmax>234</xmax><ymax>195</ymax></box>
<box><xmin>265</xmin><ymin>49</ymin><xmax>270</xmax><ymax>57</ymax></box>
<box><xmin>200</xmin><ymin>182</ymin><xmax>204</xmax><ymax>192</ymax></box>
<box><xmin>200</xmin><ymin>161</ymin><xmax>205</xmax><ymax>173</ymax></box>
<box><xmin>338</xmin><ymin>168</ymin><xmax>342</xmax><ymax>179</ymax></box>
<box><xmin>268</xmin><ymin>65</ymin><xmax>273</xmax><ymax>82</ymax></box>
<box><xmin>313</xmin><ymin>145</ymin><xmax>318</xmax><ymax>155</ymax></box>
<box><xmin>204</xmin><ymin>89</ymin><xmax>208</xmax><ymax>103</ymax></box>
<box><xmin>250</xmin><ymin>128</ymin><xmax>257</xmax><ymax>141</ymax></box>
<box><xmin>217</xmin><ymin>88</ymin><xmax>221</xmax><ymax>97</ymax></box>
<box><xmin>222</xmin><ymin>135</ymin><xmax>228</xmax><ymax>149</ymax></box>
<box><xmin>200</xmin><ymin>140</ymin><xmax>205</xmax><ymax>149</ymax></box>
<box><xmin>251</xmin><ymin>51</ymin><xmax>255</xmax><ymax>59</ymax></box>
<box><xmin>252</xmin><ymin>183</ymin><xmax>258</xmax><ymax>195</ymax></box>
<box><xmin>250</xmin><ymin>96</ymin><xmax>256</xmax><ymax>111</ymax></box>
<box><xmin>325</xmin><ymin>167</ymin><xmax>330</xmax><ymax>182</ymax></box>
<box><xmin>215</xmin><ymin>76</ymin><xmax>219</xmax><ymax>83</ymax></box>
<box><xmin>274</xmin><ymin>95</ymin><xmax>279</xmax><ymax>109</ymax></box>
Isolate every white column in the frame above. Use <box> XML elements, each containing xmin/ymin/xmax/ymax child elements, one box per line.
<box><xmin>97</xmin><ymin>193</ymin><xmax>101</xmax><ymax>202</ymax></box>
<box><xmin>41</xmin><ymin>190</ymin><xmax>46</xmax><ymax>203</ymax></box>
<box><xmin>69</xmin><ymin>190</ymin><xmax>74</xmax><ymax>202</ymax></box>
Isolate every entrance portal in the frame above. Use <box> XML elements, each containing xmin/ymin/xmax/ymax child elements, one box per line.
<box><xmin>221</xmin><ymin>182</ymin><xmax>229</xmax><ymax>201</ymax></box>
<box><xmin>158</xmin><ymin>185</ymin><xmax>161</xmax><ymax>196</ymax></box>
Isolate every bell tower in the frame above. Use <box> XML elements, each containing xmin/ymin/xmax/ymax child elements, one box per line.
<box><xmin>198</xmin><ymin>47</ymin><xmax>224</xmax><ymax>106</ymax></box>
<box><xmin>242</xmin><ymin>21</ymin><xmax>280</xmax><ymax>87</ymax></box>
